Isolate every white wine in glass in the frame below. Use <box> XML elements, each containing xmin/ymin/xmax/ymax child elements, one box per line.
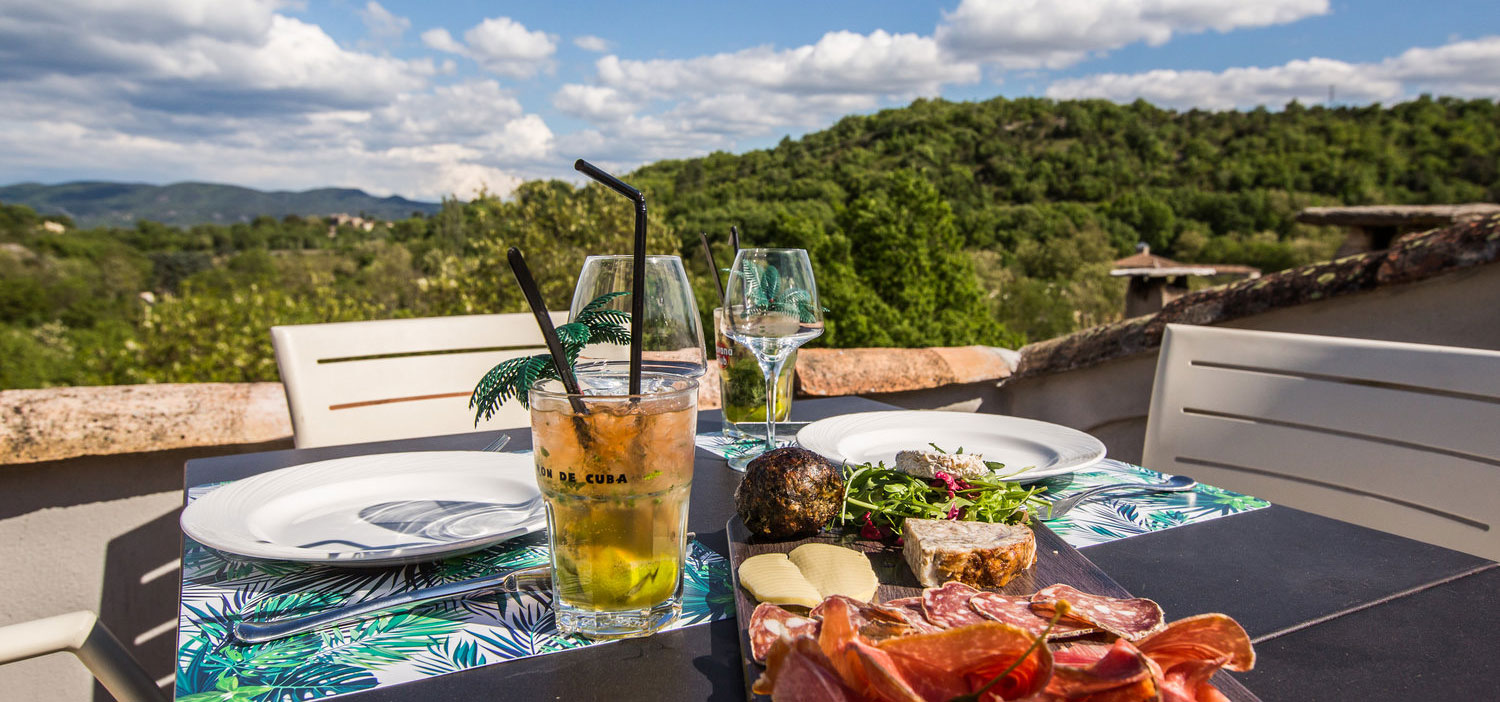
<box><xmin>722</xmin><ymin>248</ymin><xmax>823</xmax><ymax>471</ymax></box>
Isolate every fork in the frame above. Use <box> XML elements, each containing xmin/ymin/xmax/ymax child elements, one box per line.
<box><xmin>481</xmin><ymin>434</ymin><xmax>512</xmax><ymax>452</ymax></box>
<box><xmin>1045</xmin><ymin>474</ymin><xmax>1197</xmax><ymax>520</ymax></box>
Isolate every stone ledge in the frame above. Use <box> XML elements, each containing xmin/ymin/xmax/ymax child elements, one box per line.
<box><xmin>795</xmin><ymin>346</ymin><xmax>1012</xmax><ymax>397</ymax></box>
<box><xmin>1014</xmin><ymin>213</ymin><xmax>1500</xmax><ymax>379</ymax></box>
<box><xmin>1</xmin><ymin>383</ymin><xmax>293</xmax><ymax>465</ymax></box>
<box><xmin>0</xmin><ymin>345</ymin><xmax>1014</xmax><ymax>465</ymax></box>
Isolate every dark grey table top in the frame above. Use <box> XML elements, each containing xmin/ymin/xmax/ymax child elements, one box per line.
<box><xmin>183</xmin><ymin>396</ymin><xmax>1498</xmax><ymax>701</ymax></box>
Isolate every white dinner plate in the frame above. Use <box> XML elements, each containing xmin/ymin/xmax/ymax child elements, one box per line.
<box><xmin>181</xmin><ymin>451</ymin><xmax>546</xmax><ymax>566</ymax></box>
<box><xmin>796</xmin><ymin>411</ymin><xmax>1106</xmax><ymax>483</ymax></box>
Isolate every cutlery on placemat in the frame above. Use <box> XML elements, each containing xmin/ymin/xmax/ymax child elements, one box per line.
<box><xmin>1045</xmin><ymin>474</ymin><xmax>1197</xmax><ymax>519</ymax></box>
<box><xmin>231</xmin><ymin>532</ymin><xmax>697</xmax><ymax>644</ymax></box>
<box><xmin>233</xmin><ymin>564</ymin><xmax>551</xmax><ymax>644</ymax></box>
<box><xmin>481</xmin><ymin>434</ymin><xmax>512</xmax><ymax>452</ymax></box>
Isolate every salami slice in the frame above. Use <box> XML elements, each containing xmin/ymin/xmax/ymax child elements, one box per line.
<box><xmin>920</xmin><ymin>581</ymin><xmax>986</xmax><ymax>628</ymax></box>
<box><xmin>1031</xmin><ymin>584</ymin><xmax>1165</xmax><ymax>640</ymax></box>
<box><xmin>969</xmin><ymin>591</ymin><xmax>1098</xmax><ymax>639</ymax></box>
<box><xmin>748</xmin><ymin>603</ymin><xmax>821</xmax><ymax>663</ymax></box>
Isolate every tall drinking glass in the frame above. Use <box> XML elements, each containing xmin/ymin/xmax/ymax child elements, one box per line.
<box><xmin>530</xmin><ymin>371</ymin><xmax>699</xmax><ymax>639</ymax></box>
<box><xmin>568</xmin><ymin>255</ymin><xmax>706</xmax><ymax>380</ymax></box>
<box><xmin>722</xmin><ymin>249</ymin><xmax>824</xmax><ymax>471</ymax></box>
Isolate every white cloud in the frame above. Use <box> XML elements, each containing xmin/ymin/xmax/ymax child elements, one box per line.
<box><xmin>372</xmin><ymin>80</ymin><xmax>525</xmax><ymax>144</ymax></box>
<box><xmin>1045</xmin><ymin>36</ymin><xmax>1500</xmax><ymax>109</ymax></box>
<box><xmin>0</xmin><ymin>3</ymin><xmax>557</xmax><ymax>201</ymax></box>
<box><xmin>553</xmin><ymin>84</ymin><xmax>642</xmax><ymax>121</ymax></box>
<box><xmin>574</xmin><ymin>35</ymin><xmax>612</xmax><ymax>53</ymax></box>
<box><xmin>597</xmin><ymin>30</ymin><xmax>977</xmax><ymax>98</ymax></box>
<box><xmin>474</xmin><ymin>114</ymin><xmax>556</xmax><ymax>161</ymax></box>
<box><xmin>1386</xmin><ymin>37</ymin><xmax>1500</xmax><ymax>95</ymax></box>
<box><xmin>0</xmin><ymin>3</ymin><xmax>428</xmax><ymax>113</ymax></box>
<box><xmin>358</xmin><ymin>2</ymin><xmax>410</xmax><ymax>41</ymax></box>
<box><xmin>0</xmin><ymin>0</ymin><xmax>280</xmax><ymax>45</ymax></box>
<box><xmin>552</xmin><ymin>28</ymin><xmax>982</xmax><ymax>168</ymax></box>
<box><xmin>937</xmin><ymin>0</ymin><xmax>1330</xmax><ymax>68</ymax></box>
<box><xmin>423</xmin><ymin>16</ymin><xmax>558</xmax><ymax>78</ymax></box>
<box><xmin>420</xmin><ymin>28</ymin><xmax>466</xmax><ymax>55</ymax></box>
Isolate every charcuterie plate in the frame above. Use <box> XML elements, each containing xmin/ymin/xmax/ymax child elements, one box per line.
<box><xmin>727</xmin><ymin>515</ymin><xmax>1259</xmax><ymax>701</ymax></box>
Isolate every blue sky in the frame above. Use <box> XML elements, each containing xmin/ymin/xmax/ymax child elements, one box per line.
<box><xmin>1</xmin><ymin>0</ymin><xmax>1496</xmax><ymax>201</ymax></box>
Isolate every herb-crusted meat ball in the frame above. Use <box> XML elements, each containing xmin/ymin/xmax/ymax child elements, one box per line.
<box><xmin>735</xmin><ymin>447</ymin><xmax>845</xmax><ymax>540</ymax></box>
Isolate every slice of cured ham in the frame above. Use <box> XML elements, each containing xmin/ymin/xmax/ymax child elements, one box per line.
<box><xmin>968</xmin><ymin>591</ymin><xmax>1099</xmax><ymax>639</ymax></box>
<box><xmin>1031</xmin><ymin>583</ymin><xmax>1166</xmax><ymax>640</ymax></box>
<box><xmin>811</xmin><ymin>595</ymin><xmax>939</xmax><ymax>641</ymax></box>
<box><xmin>878</xmin><ymin>596</ymin><xmax>945</xmax><ymax>634</ymax></box>
<box><xmin>878</xmin><ymin>621</ymin><xmax>1053</xmax><ymax>702</ymax></box>
<box><xmin>1135</xmin><ymin>613</ymin><xmax>1255</xmax><ymax>673</ymax></box>
<box><xmin>1043</xmin><ymin>638</ymin><xmax>1157</xmax><ymax>699</ymax></box>
<box><xmin>753</xmin><ymin>635</ymin><xmax>859</xmax><ymax>701</ymax></box>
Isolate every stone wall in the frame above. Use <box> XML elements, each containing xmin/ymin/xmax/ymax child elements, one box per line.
<box><xmin>1</xmin><ymin>346</ymin><xmax>1014</xmax><ymax>466</ymax></box>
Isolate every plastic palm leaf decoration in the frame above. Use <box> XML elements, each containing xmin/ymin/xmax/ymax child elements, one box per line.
<box><xmin>738</xmin><ymin>258</ymin><xmax>818</xmax><ymax>323</ymax></box>
<box><xmin>470</xmin><ymin>291</ymin><xmax>629</xmax><ymax>422</ymax></box>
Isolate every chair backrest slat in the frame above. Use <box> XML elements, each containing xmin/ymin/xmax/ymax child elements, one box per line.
<box><xmin>272</xmin><ymin>312</ymin><xmax>567</xmax><ymax>448</ymax></box>
<box><xmin>1144</xmin><ymin>324</ymin><xmax>1500</xmax><ymax>560</ymax></box>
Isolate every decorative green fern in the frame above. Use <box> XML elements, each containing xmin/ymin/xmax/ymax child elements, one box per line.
<box><xmin>470</xmin><ymin>291</ymin><xmax>630</xmax><ymax>422</ymax></box>
<box><xmin>738</xmin><ymin>258</ymin><xmax>818</xmax><ymax>323</ymax></box>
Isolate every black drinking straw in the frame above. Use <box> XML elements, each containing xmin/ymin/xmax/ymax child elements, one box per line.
<box><xmin>699</xmin><ymin>231</ymin><xmax>726</xmax><ymax>306</ymax></box>
<box><xmin>574</xmin><ymin>159</ymin><xmax>646</xmax><ymax>395</ymax></box>
<box><xmin>730</xmin><ymin>225</ymin><xmax>741</xmax><ymax>253</ymax></box>
<box><xmin>507</xmin><ymin>247</ymin><xmax>586</xmax><ymax>412</ymax></box>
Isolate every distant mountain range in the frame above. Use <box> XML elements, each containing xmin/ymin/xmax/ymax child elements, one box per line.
<box><xmin>0</xmin><ymin>181</ymin><xmax>443</xmax><ymax>228</ymax></box>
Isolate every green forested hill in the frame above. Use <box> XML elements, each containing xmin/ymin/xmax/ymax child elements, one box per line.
<box><xmin>2</xmin><ymin>95</ymin><xmax>1497</xmax><ymax>388</ymax></box>
<box><xmin>631</xmin><ymin>95</ymin><xmax>1496</xmax><ymax>340</ymax></box>
<box><xmin>0</xmin><ymin>181</ymin><xmax>441</xmax><ymax>228</ymax></box>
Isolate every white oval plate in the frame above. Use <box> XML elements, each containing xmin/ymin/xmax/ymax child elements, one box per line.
<box><xmin>181</xmin><ymin>451</ymin><xmax>546</xmax><ymax>567</ymax></box>
<box><xmin>796</xmin><ymin>411</ymin><xmax>1106</xmax><ymax>483</ymax></box>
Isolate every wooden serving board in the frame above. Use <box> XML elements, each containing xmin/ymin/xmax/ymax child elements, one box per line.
<box><xmin>728</xmin><ymin>516</ymin><xmax>1259</xmax><ymax>701</ymax></box>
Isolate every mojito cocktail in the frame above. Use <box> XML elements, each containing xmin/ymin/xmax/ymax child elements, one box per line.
<box><xmin>530</xmin><ymin>372</ymin><xmax>698</xmax><ymax>639</ymax></box>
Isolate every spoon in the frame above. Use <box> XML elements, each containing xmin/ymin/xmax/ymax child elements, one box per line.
<box><xmin>1045</xmin><ymin>474</ymin><xmax>1197</xmax><ymax>520</ymax></box>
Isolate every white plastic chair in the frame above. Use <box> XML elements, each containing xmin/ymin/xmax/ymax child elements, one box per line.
<box><xmin>1143</xmin><ymin>324</ymin><xmax>1500</xmax><ymax>561</ymax></box>
<box><xmin>0</xmin><ymin>611</ymin><xmax>166</xmax><ymax>702</ymax></box>
<box><xmin>272</xmin><ymin>312</ymin><xmax>567</xmax><ymax>448</ymax></box>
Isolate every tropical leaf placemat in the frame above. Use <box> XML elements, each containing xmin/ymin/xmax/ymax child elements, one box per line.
<box><xmin>695</xmin><ymin>432</ymin><xmax>1270</xmax><ymax>549</ymax></box>
<box><xmin>176</xmin><ymin>484</ymin><xmax>734</xmax><ymax>702</ymax></box>
<box><xmin>1031</xmin><ymin>458</ymin><xmax>1270</xmax><ymax>548</ymax></box>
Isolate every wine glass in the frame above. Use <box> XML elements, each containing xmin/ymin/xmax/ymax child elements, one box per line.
<box><xmin>722</xmin><ymin>248</ymin><xmax>824</xmax><ymax>471</ymax></box>
<box><xmin>568</xmin><ymin>255</ymin><xmax>707</xmax><ymax>381</ymax></box>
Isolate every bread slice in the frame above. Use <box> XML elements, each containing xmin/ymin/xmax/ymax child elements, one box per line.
<box><xmin>902</xmin><ymin>518</ymin><xmax>1036</xmax><ymax>588</ymax></box>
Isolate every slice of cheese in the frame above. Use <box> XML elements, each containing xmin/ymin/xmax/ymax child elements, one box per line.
<box><xmin>788</xmin><ymin>543</ymin><xmax>879</xmax><ymax>602</ymax></box>
<box><xmin>738</xmin><ymin>553</ymin><xmax>824</xmax><ymax>609</ymax></box>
